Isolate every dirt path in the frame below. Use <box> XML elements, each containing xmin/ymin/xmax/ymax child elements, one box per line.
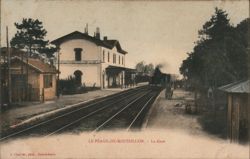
<box><xmin>146</xmin><ymin>88</ymin><xmax>216</xmax><ymax>138</ymax></box>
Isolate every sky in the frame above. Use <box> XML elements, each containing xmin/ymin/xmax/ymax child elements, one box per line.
<box><xmin>1</xmin><ymin>0</ymin><xmax>249</xmax><ymax>75</ymax></box>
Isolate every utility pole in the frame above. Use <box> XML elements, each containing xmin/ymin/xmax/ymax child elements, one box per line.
<box><xmin>26</xmin><ymin>43</ymin><xmax>31</xmax><ymax>101</ymax></box>
<box><xmin>0</xmin><ymin>35</ymin><xmax>2</xmax><ymax>108</ymax></box>
<box><xmin>21</xmin><ymin>48</ymin><xmax>24</xmax><ymax>101</ymax></box>
<box><xmin>247</xmin><ymin>15</ymin><xmax>250</xmax><ymax>146</ymax></box>
<box><xmin>6</xmin><ymin>26</ymin><xmax>12</xmax><ymax>104</ymax></box>
<box><xmin>57</xmin><ymin>47</ymin><xmax>60</xmax><ymax>98</ymax></box>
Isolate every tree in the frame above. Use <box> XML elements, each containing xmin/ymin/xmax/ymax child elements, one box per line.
<box><xmin>228</xmin><ymin>18</ymin><xmax>249</xmax><ymax>79</ymax></box>
<box><xmin>10</xmin><ymin>18</ymin><xmax>56</xmax><ymax>58</ymax></box>
<box><xmin>198</xmin><ymin>8</ymin><xmax>231</xmax><ymax>41</ymax></box>
<box><xmin>144</xmin><ymin>63</ymin><xmax>154</xmax><ymax>75</ymax></box>
<box><xmin>135</xmin><ymin>61</ymin><xmax>155</xmax><ymax>75</ymax></box>
<box><xmin>135</xmin><ymin>61</ymin><xmax>146</xmax><ymax>74</ymax></box>
<box><xmin>180</xmin><ymin>8</ymin><xmax>248</xmax><ymax>91</ymax></box>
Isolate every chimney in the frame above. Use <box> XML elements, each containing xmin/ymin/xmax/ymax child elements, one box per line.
<box><xmin>84</xmin><ymin>23</ymin><xmax>88</xmax><ymax>35</ymax></box>
<box><xmin>104</xmin><ymin>36</ymin><xmax>108</xmax><ymax>41</ymax></box>
<box><xmin>95</xmin><ymin>27</ymin><xmax>100</xmax><ymax>39</ymax></box>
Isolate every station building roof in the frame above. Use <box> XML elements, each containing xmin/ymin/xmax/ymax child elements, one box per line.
<box><xmin>51</xmin><ymin>31</ymin><xmax>127</xmax><ymax>54</ymax></box>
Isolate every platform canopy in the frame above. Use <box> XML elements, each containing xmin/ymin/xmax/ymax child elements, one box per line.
<box><xmin>105</xmin><ymin>66</ymin><xmax>136</xmax><ymax>74</ymax></box>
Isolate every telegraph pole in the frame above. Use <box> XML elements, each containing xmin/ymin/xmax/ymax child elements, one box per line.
<box><xmin>26</xmin><ymin>45</ymin><xmax>30</xmax><ymax>101</ymax></box>
<box><xmin>247</xmin><ymin>11</ymin><xmax>250</xmax><ymax>149</ymax></box>
<box><xmin>6</xmin><ymin>26</ymin><xmax>12</xmax><ymax>104</ymax></box>
<box><xmin>57</xmin><ymin>47</ymin><xmax>60</xmax><ymax>98</ymax></box>
<box><xmin>0</xmin><ymin>30</ymin><xmax>2</xmax><ymax>108</ymax></box>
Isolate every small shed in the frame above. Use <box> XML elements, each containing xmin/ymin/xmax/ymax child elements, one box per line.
<box><xmin>219</xmin><ymin>80</ymin><xmax>249</xmax><ymax>142</ymax></box>
<box><xmin>9</xmin><ymin>56</ymin><xmax>57</xmax><ymax>102</ymax></box>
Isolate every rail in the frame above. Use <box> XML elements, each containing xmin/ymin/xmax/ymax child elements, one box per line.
<box><xmin>0</xmin><ymin>86</ymin><xmax>148</xmax><ymax>141</ymax></box>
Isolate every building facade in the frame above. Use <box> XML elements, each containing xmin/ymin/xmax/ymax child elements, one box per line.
<box><xmin>51</xmin><ymin>29</ymin><xmax>134</xmax><ymax>89</ymax></box>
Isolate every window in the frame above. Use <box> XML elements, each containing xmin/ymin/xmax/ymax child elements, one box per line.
<box><xmin>122</xmin><ymin>56</ymin><xmax>124</xmax><ymax>65</ymax></box>
<box><xmin>108</xmin><ymin>52</ymin><xmax>110</xmax><ymax>62</ymax></box>
<box><xmin>103</xmin><ymin>50</ymin><xmax>105</xmax><ymax>62</ymax></box>
<box><xmin>74</xmin><ymin>48</ymin><xmax>82</xmax><ymax>61</ymax></box>
<box><xmin>119</xmin><ymin>55</ymin><xmax>120</xmax><ymax>64</ymax></box>
<box><xmin>113</xmin><ymin>54</ymin><xmax>116</xmax><ymax>64</ymax></box>
<box><xmin>44</xmin><ymin>75</ymin><xmax>53</xmax><ymax>88</ymax></box>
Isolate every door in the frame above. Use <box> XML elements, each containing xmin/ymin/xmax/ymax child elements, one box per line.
<box><xmin>231</xmin><ymin>95</ymin><xmax>240</xmax><ymax>141</ymax></box>
<box><xmin>102</xmin><ymin>73</ymin><xmax>105</xmax><ymax>89</ymax></box>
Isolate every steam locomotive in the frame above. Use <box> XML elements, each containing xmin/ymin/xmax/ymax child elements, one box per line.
<box><xmin>149</xmin><ymin>68</ymin><xmax>173</xmax><ymax>99</ymax></box>
<box><xmin>149</xmin><ymin>67</ymin><xmax>171</xmax><ymax>86</ymax></box>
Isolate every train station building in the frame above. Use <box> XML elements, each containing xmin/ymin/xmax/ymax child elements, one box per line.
<box><xmin>51</xmin><ymin>28</ymin><xmax>136</xmax><ymax>89</ymax></box>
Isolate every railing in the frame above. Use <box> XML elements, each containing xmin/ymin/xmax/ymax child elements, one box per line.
<box><xmin>57</xmin><ymin>60</ymin><xmax>102</xmax><ymax>64</ymax></box>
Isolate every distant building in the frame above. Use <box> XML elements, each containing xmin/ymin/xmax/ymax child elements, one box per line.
<box><xmin>219</xmin><ymin>80</ymin><xmax>249</xmax><ymax>142</ymax></box>
<box><xmin>51</xmin><ymin>28</ymin><xmax>135</xmax><ymax>89</ymax></box>
<box><xmin>1</xmin><ymin>55</ymin><xmax>57</xmax><ymax>102</ymax></box>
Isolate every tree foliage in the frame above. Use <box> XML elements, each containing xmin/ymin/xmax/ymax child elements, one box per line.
<box><xmin>135</xmin><ymin>61</ymin><xmax>155</xmax><ymax>75</ymax></box>
<box><xmin>180</xmin><ymin>8</ymin><xmax>249</xmax><ymax>90</ymax></box>
<box><xmin>10</xmin><ymin>18</ymin><xmax>56</xmax><ymax>58</ymax></box>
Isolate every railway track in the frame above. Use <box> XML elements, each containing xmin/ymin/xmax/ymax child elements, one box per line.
<box><xmin>0</xmin><ymin>86</ymin><xmax>162</xmax><ymax>142</ymax></box>
<box><xmin>94</xmin><ymin>89</ymin><xmax>159</xmax><ymax>131</ymax></box>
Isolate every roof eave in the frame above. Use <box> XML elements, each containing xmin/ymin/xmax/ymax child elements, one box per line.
<box><xmin>218</xmin><ymin>80</ymin><xmax>250</xmax><ymax>93</ymax></box>
<box><xmin>120</xmin><ymin>50</ymin><xmax>128</xmax><ymax>54</ymax></box>
<box><xmin>11</xmin><ymin>56</ymin><xmax>57</xmax><ymax>73</ymax></box>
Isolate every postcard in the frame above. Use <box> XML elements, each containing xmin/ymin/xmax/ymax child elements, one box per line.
<box><xmin>0</xmin><ymin>0</ymin><xmax>249</xmax><ymax>158</ymax></box>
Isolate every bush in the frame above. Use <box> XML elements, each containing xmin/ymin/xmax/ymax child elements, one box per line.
<box><xmin>59</xmin><ymin>76</ymin><xmax>87</xmax><ymax>95</ymax></box>
<box><xmin>197</xmin><ymin>90</ymin><xmax>228</xmax><ymax>138</ymax></box>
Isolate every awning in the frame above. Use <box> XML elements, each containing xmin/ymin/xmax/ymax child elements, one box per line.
<box><xmin>106</xmin><ymin>66</ymin><xmax>136</xmax><ymax>74</ymax></box>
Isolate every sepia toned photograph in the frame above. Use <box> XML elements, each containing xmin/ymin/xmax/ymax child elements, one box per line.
<box><xmin>0</xmin><ymin>0</ymin><xmax>249</xmax><ymax>158</ymax></box>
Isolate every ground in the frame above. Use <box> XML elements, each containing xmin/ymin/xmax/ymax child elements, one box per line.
<box><xmin>146</xmin><ymin>88</ymin><xmax>230</xmax><ymax>141</ymax></box>
<box><xmin>0</xmin><ymin>89</ymin><xmax>122</xmax><ymax>131</ymax></box>
<box><xmin>0</xmin><ymin>87</ymin><xmax>249</xmax><ymax>159</ymax></box>
<box><xmin>146</xmin><ymin>88</ymin><xmax>215</xmax><ymax>138</ymax></box>
<box><xmin>0</xmin><ymin>84</ymin><xmax>146</xmax><ymax>131</ymax></box>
